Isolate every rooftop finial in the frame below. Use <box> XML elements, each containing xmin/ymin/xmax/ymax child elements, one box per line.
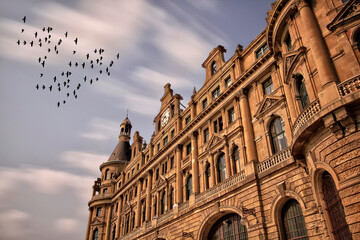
<box><xmin>126</xmin><ymin>108</ymin><xmax>128</xmax><ymax>118</ymax></box>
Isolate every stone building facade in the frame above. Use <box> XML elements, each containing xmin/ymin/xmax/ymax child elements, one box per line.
<box><xmin>85</xmin><ymin>0</ymin><xmax>360</xmax><ymax>239</ymax></box>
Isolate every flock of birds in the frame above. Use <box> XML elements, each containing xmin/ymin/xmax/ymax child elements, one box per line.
<box><xmin>17</xmin><ymin>16</ymin><xmax>120</xmax><ymax>107</ymax></box>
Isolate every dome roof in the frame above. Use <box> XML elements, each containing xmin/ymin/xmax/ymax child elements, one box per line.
<box><xmin>108</xmin><ymin>141</ymin><xmax>131</xmax><ymax>162</ymax></box>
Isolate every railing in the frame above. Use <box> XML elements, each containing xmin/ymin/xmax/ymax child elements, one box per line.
<box><xmin>90</xmin><ymin>193</ymin><xmax>112</xmax><ymax>202</ymax></box>
<box><xmin>183</xmin><ymin>156</ymin><xmax>190</xmax><ymax>165</ymax></box>
<box><xmin>257</xmin><ymin>148</ymin><xmax>291</xmax><ymax>173</ymax></box>
<box><xmin>292</xmin><ymin>99</ymin><xmax>321</xmax><ymax>136</ymax></box>
<box><xmin>338</xmin><ymin>75</ymin><xmax>360</xmax><ymax>97</ymax></box>
<box><xmin>195</xmin><ymin>170</ymin><xmax>246</xmax><ymax>203</ymax></box>
<box><xmin>157</xmin><ymin>210</ymin><xmax>174</xmax><ymax>224</ymax></box>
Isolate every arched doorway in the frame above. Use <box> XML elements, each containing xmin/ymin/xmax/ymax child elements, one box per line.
<box><xmin>208</xmin><ymin>213</ymin><xmax>248</xmax><ymax>240</ymax></box>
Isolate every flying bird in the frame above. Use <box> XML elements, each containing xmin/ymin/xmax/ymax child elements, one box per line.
<box><xmin>96</xmin><ymin>59</ymin><xmax>99</xmax><ymax>64</ymax></box>
<box><xmin>65</xmin><ymin>32</ymin><xmax>68</xmax><ymax>37</ymax></box>
<box><xmin>39</xmin><ymin>42</ymin><xmax>42</xmax><ymax>47</ymax></box>
<box><xmin>82</xmin><ymin>62</ymin><xmax>85</xmax><ymax>68</ymax></box>
<box><xmin>74</xmin><ymin>38</ymin><xmax>78</xmax><ymax>44</ymax></box>
<box><xmin>44</xmin><ymin>37</ymin><xmax>48</xmax><ymax>42</ymax></box>
<box><xmin>58</xmin><ymin>39</ymin><xmax>62</xmax><ymax>45</ymax></box>
<box><xmin>67</xmin><ymin>93</ymin><xmax>70</xmax><ymax>97</ymax></box>
<box><xmin>94</xmin><ymin>49</ymin><xmax>97</xmax><ymax>53</ymax></box>
<box><xmin>53</xmin><ymin>76</ymin><xmax>57</xmax><ymax>82</ymax></box>
<box><xmin>86</xmin><ymin>53</ymin><xmax>89</xmax><ymax>59</ymax></box>
<box><xmin>99</xmin><ymin>70</ymin><xmax>102</xmax><ymax>74</ymax></box>
<box><xmin>75</xmin><ymin>62</ymin><xmax>78</xmax><ymax>67</ymax></box>
<box><xmin>22</xmin><ymin>16</ymin><xmax>26</xmax><ymax>23</ymax></box>
<box><xmin>49</xmin><ymin>85</ymin><xmax>53</xmax><ymax>91</ymax></box>
<box><xmin>56</xmin><ymin>50</ymin><xmax>59</xmax><ymax>54</ymax></box>
<box><xmin>83</xmin><ymin>76</ymin><xmax>87</xmax><ymax>82</ymax></box>
<box><xmin>100</xmin><ymin>56</ymin><xmax>103</xmax><ymax>61</ymax></box>
<box><xmin>41</xmin><ymin>61</ymin><xmax>45</xmax><ymax>67</ymax></box>
<box><xmin>47</xmin><ymin>27</ymin><xmax>52</xmax><ymax>33</ymax></box>
<box><xmin>77</xmin><ymin>83</ymin><xmax>81</xmax><ymax>90</ymax></box>
<box><xmin>48</xmin><ymin>34</ymin><xmax>51</xmax><ymax>39</ymax></box>
<box><xmin>57</xmin><ymin>102</ymin><xmax>60</xmax><ymax>107</ymax></box>
<box><xmin>116</xmin><ymin>53</ymin><xmax>120</xmax><ymax>59</ymax></box>
<box><xmin>109</xmin><ymin>60</ymin><xmax>114</xmax><ymax>67</ymax></box>
<box><xmin>90</xmin><ymin>64</ymin><xmax>94</xmax><ymax>69</ymax></box>
<box><xmin>66</xmin><ymin>71</ymin><xmax>71</xmax><ymax>78</ymax></box>
<box><xmin>61</xmin><ymin>72</ymin><xmax>64</xmax><ymax>76</ymax></box>
<box><xmin>42</xmin><ymin>85</ymin><xmax>46</xmax><ymax>90</ymax></box>
<box><xmin>38</xmin><ymin>57</ymin><xmax>41</xmax><ymax>63</ymax></box>
<box><xmin>68</xmin><ymin>61</ymin><xmax>72</xmax><ymax>67</ymax></box>
<box><xmin>90</xmin><ymin>79</ymin><xmax>93</xmax><ymax>84</ymax></box>
<box><xmin>63</xmin><ymin>100</ymin><xmax>66</xmax><ymax>104</ymax></box>
<box><xmin>48</xmin><ymin>40</ymin><xmax>51</xmax><ymax>44</ymax></box>
<box><xmin>23</xmin><ymin>40</ymin><xmax>26</xmax><ymax>45</ymax></box>
<box><xmin>40</xmin><ymin>73</ymin><xmax>43</xmax><ymax>77</ymax></box>
<box><xmin>73</xmin><ymin>90</ymin><xmax>76</xmax><ymax>95</ymax></box>
<box><xmin>17</xmin><ymin>40</ymin><xmax>20</xmax><ymax>45</ymax></box>
<box><xmin>107</xmin><ymin>72</ymin><xmax>110</xmax><ymax>76</ymax></box>
<box><xmin>73</xmin><ymin>50</ymin><xmax>76</xmax><ymax>54</ymax></box>
<box><xmin>58</xmin><ymin>87</ymin><xmax>61</xmax><ymax>91</ymax></box>
<box><xmin>48</xmin><ymin>48</ymin><xmax>51</xmax><ymax>53</ymax></box>
<box><xmin>35</xmin><ymin>84</ymin><xmax>39</xmax><ymax>90</ymax></box>
<box><xmin>34</xmin><ymin>32</ymin><xmax>38</xmax><ymax>38</ymax></box>
<box><xmin>75</xmin><ymin>95</ymin><xmax>78</xmax><ymax>99</ymax></box>
<box><xmin>63</xmin><ymin>81</ymin><xmax>67</xmax><ymax>87</ymax></box>
<box><xmin>106</xmin><ymin>67</ymin><xmax>109</xmax><ymax>73</ymax></box>
<box><xmin>42</xmin><ymin>27</ymin><xmax>46</xmax><ymax>32</ymax></box>
<box><xmin>30</xmin><ymin>41</ymin><xmax>34</xmax><ymax>47</ymax></box>
<box><xmin>96</xmin><ymin>77</ymin><xmax>99</xmax><ymax>81</ymax></box>
<box><xmin>21</xmin><ymin>29</ymin><xmax>24</xmax><ymax>33</ymax></box>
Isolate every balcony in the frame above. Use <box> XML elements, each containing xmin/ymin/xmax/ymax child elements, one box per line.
<box><xmin>195</xmin><ymin>170</ymin><xmax>245</xmax><ymax>203</ymax></box>
<box><xmin>89</xmin><ymin>193</ymin><xmax>112</xmax><ymax>205</ymax></box>
<box><xmin>292</xmin><ymin>99</ymin><xmax>321</xmax><ymax>137</ymax></box>
<box><xmin>257</xmin><ymin>148</ymin><xmax>293</xmax><ymax>177</ymax></box>
<box><xmin>337</xmin><ymin>75</ymin><xmax>360</xmax><ymax>97</ymax></box>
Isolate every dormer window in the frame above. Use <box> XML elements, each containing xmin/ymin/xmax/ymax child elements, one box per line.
<box><xmin>211</xmin><ymin>61</ymin><xmax>217</xmax><ymax>75</ymax></box>
<box><xmin>256</xmin><ymin>43</ymin><xmax>268</xmax><ymax>59</ymax></box>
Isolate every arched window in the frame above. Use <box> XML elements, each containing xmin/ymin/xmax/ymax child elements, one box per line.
<box><xmin>125</xmin><ymin>214</ymin><xmax>130</xmax><ymax>233</ymax></box>
<box><xmin>186</xmin><ymin>175</ymin><xmax>193</xmax><ymax>201</ymax></box>
<box><xmin>92</xmin><ymin>228</ymin><xmax>99</xmax><ymax>240</ymax></box>
<box><xmin>284</xmin><ymin>32</ymin><xmax>292</xmax><ymax>52</ymax></box>
<box><xmin>205</xmin><ymin>164</ymin><xmax>211</xmax><ymax>190</ymax></box>
<box><xmin>160</xmin><ymin>191</ymin><xmax>166</xmax><ymax>214</ymax></box>
<box><xmin>153</xmin><ymin>196</ymin><xmax>157</xmax><ymax>217</ymax></box>
<box><xmin>270</xmin><ymin>117</ymin><xmax>287</xmax><ymax>153</ymax></box>
<box><xmin>322</xmin><ymin>172</ymin><xmax>351</xmax><ymax>239</ymax></box>
<box><xmin>296</xmin><ymin>75</ymin><xmax>310</xmax><ymax>109</ymax></box>
<box><xmin>169</xmin><ymin>188</ymin><xmax>174</xmax><ymax>210</ymax></box>
<box><xmin>141</xmin><ymin>200</ymin><xmax>146</xmax><ymax>223</ymax></box>
<box><xmin>211</xmin><ymin>61</ymin><xmax>217</xmax><ymax>75</ymax></box>
<box><xmin>208</xmin><ymin>213</ymin><xmax>248</xmax><ymax>240</ymax></box>
<box><xmin>131</xmin><ymin>211</ymin><xmax>135</xmax><ymax>231</ymax></box>
<box><xmin>281</xmin><ymin>199</ymin><xmax>308</xmax><ymax>239</ymax></box>
<box><xmin>232</xmin><ymin>147</ymin><xmax>240</xmax><ymax>174</ymax></box>
<box><xmin>217</xmin><ymin>153</ymin><xmax>227</xmax><ymax>183</ymax></box>
<box><xmin>104</xmin><ymin>169</ymin><xmax>109</xmax><ymax>180</ymax></box>
<box><xmin>112</xmin><ymin>225</ymin><xmax>116</xmax><ymax>240</ymax></box>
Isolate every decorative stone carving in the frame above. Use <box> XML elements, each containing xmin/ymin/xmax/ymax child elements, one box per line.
<box><xmin>254</xmin><ymin>96</ymin><xmax>283</xmax><ymax>118</ymax></box>
<box><xmin>327</xmin><ymin>0</ymin><xmax>360</xmax><ymax>30</ymax></box>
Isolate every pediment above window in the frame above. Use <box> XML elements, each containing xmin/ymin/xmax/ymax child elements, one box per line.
<box><xmin>91</xmin><ymin>218</ymin><xmax>105</xmax><ymax>226</ymax></box>
<box><xmin>283</xmin><ymin>47</ymin><xmax>306</xmax><ymax>85</ymax></box>
<box><xmin>327</xmin><ymin>0</ymin><xmax>360</xmax><ymax>31</ymax></box>
<box><xmin>255</xmin><ymin>96</ymin><xmax>284</xmax><ymax>119</ymax></box>
<box><xmin>206</xmin><ymin>134</ymin><xmax>224</xmax><ymax>151</ymax></box>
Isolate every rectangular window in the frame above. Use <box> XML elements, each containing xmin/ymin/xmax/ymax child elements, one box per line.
<box><xmin>185</xmin><ymin>115</ymin><xmax>191</xmax><ymax>125</ymax></box>
<box><xmin>171</xmin><ymin>129</ymin><xmax>175</xmax><ymax>138</ymax></box>
<box><xmin>203</xmin><ymin>128</ymin><xmax>209</xmax><ymax>143</ymax></box>
<box><xmin>157</xmin><ymin>143</ymin><xmax>160</xmax><ymax>152</ymax></box>
<box><xmin>146</xmin><ymin>155</ymin><xmax>149</xmax><ymax>162</ymax></box>
<box><xmin>134</xmin><ymin>186</ymin><xmax>137</xmax><ymax>197</ymax></box>
<box><xmin>118</xmin><ymin>182</ymin><xmax>122</xmax><ymax>188</ymax></box>
<box><xmin>170</xmin><ymin>156</ymin><xmax>174</xmax><ymax>169</ymax></box>
<box><xmin>137</xmin><ymin>164</ymin><xmax>139</xmax><ymax>171</ymax></box>
<box><xmin>186</xmin><ymin>143</ymin><xmax>191</xmax><ymax>155</ymax></box>
<box><xmin>164</xmin><ymin>162</ymin><xmax>168</xmax><ymax>173</ymax></box>
<box><xmin>284</xmin><ymin>33</ymin><xmax>292</xmax><ymax>52</ymax></box>
<box><xmin>263</xmin><ymin>78</ymin><xmax>273</xmax><ymax>95</ymax></box>
<box><xmin>132</xmin><ymin>168</ymin><xmax>134</xmax><ymax>176</ymax></box>
<box><xmin>225</xmin><ymin>76</ymin><xmax>232</xmax><ymax>88</ymax></box>
<box><xmin>256</xmin><ymin>43</ymin><xmax>268</xmax><ymax>59</ymax></box>
<box><xmin>214</xmin><ymin>116</ymin><xmax>223</xmax><ymax>133</ymax></box>
<box><xmin>212</xmin><ymin>86</ymin><xmax>220</xmax><ymax>100</ymax></box>
<box><xmin>96</xmin><ymin>207</ymin><xmax>102</xmax><ymax>217</ymax></box>
<box><xmin>228</xmin><ymin>107</ymin><xmax>235</xmax><ymax>124</ymax></box>
<box><xmin>163</xmin><ymin>136</ymin><xmax>168</xmax><ymax>146</ymax></box>
<box><xmin>103</xmin><ymin>188</ymin><xmax>108</xmax><ymax>193</ymax></box>
<box><xmin>156</xmin><ymin>168</ymin><xmax>159</xmax><ymax>180</ymax></box>
<box><xmin>202</xmin><ymin>98</ymin><xmax>208</xmax><ymax>109</ymax></box>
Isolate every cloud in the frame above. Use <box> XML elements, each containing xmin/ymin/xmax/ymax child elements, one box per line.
<box><xmin>0</xmin><ymin>166</ymin><xmax>93</xmax><ymax>203</ymax></box>
<box><xmin>0</xmin><ymin>209</ymin><xmax>30</xmax><ymax>239</ymax></box>
<box><xmin>79</xmin><ymin>117</ymin><xmax>119</xmax><ymax>141</ymax></box>
<box><xmin>60</xmin><ymin>151</ymin><xmax>107</xmax><ymax>175</ymax></box>
<box><xmin>54</xmin><ymin>218</ymin><xmax>80</xmax><ymax>233</ymax></box>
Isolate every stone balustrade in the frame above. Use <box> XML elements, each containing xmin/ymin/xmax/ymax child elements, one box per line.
<box><xmin>257</xmin><ymin>148</ymin><xmax>291</xmax><ymax>173</ymax></box>
<box><xmin>195</xmin><ymin>170</ymin><xmax>246</xmax><ymax>203</ymax></box>
<box><xmin>292</xmin><ymin>99</ymin><xmax>321</xmax><ymax>136</ymax></box>
<box><xmin>338</xmin><ymin>75</ymin><xmax>360</xmax><ymax>97</ymax></box>
<box><xmin>89</xmin><ymin>193</ymin><xmax>112</xmax><ymax>203</ymax></box>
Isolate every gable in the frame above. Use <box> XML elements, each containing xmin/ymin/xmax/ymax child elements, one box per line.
<box><xmin>206</xmin><ymin>134</ymin><xmax>224</xmax><ymax>151</ymax></box>
<box><xmin>327</xmin><ymin>0</ymin><xmax>360</xmax><ymax>31</ymax></box>
<box><xmin>255</xmin><ymin>96</ymin><xmax>283</xmax><ymax>119</ymax></box>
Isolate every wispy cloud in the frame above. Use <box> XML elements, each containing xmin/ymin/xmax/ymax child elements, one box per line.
<box><xmin>0</xmin><ymin>166</ymin><xmax>93</xmax><ymax>203</ymax></box>
<box><xmin>53</xmin><ymin>218</ymin><xmax>80</xmax><ymax>233</ymax></box>
<box><xmin>60</xmin><ymin>151</ymin><xmax>107</xmax><ymax>175</ymax></box>
<box><xmin>79</xmin><ymin>117</ymin><xmax>119</xmax><ymax>141</ymax></box>
<box><xmin>0</xmin><ymin>209</ymin><xmax>30</xmax><ymax>239</ymax></box>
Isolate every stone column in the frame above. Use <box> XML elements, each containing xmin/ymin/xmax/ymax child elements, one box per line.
<box><xmin>85</xmin><ymin>207</ymin><xmax>93</xmax><ymax>240</ymax></box>
<box><xmin>239</xmin><ymin>89</ymin><xmax>258</xmax><ymax>162</ymax></box>
<box><xmin>145</xmin><ymin>172</ymin><xmax>152</xmax><ymax>222</ymax></box>
<box><xmin>175</xmin><ymin>144</ymin><xmax>183</xmax><ymax>203</ymax></box>
<box><xmin>224</xmin><ymin>142</ymin><xmax>232</xmax><ymax>177</ymax></box>
<box><xmin>105</xmin><ymin>205</ymin><xmax>112</xmax><ymax>240</ymax></box>
<box><xmin>283</xmin><ymin>82</ymin><xmax>298</xmax><ymax>123</ymax></box>
<box><xmin>191</xmin><ymin>131</ymin><xmax>200</xmax><ymax>193</ymax></box>
<box><xmin>135</xmin><ymin>179</ymin><xmax>143</xmax><ymax>228</ymax></box>
<box><xmin>115</xmin><ymin>196</ymin><xmax>123</xmax><ymax>239</ymax></box>
<box><xmin>296</xmin><ymin>0</ymin><xmax>340</xmax><ymax>105</ymax></box>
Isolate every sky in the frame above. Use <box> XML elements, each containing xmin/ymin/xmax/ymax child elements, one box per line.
<box><xmin>0</xmin><ymin>1</ymin><xmax>273</xmax><ymax>239</ymax></box>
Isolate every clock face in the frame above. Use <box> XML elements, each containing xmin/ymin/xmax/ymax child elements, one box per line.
<box><xmin>161</xmin><ymin>108</ymin><xmax>170</xmax><ymax>127</ymax></box>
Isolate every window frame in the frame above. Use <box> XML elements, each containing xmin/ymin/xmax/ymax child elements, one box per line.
<box><xmin>255</xmin><ymin>43</ymin><xmax>269</xmax><ymax>59</ymax></box>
